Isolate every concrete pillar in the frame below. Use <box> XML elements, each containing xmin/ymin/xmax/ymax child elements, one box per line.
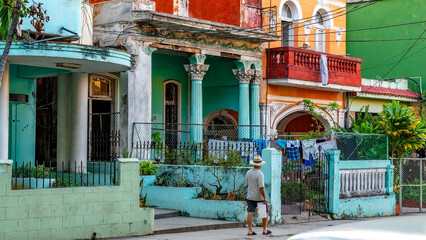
<box><xmin>184</xmin><ymin>59</ymin><xmax>209</xmax><ymax>143</ymax></box>
<box><xmin>327</xmin><ymin>149</ymin><xmax>341</xmax><ymax>216</ymax></box>
<box><xmin>260</xmin><ymin>103</ymin><xmax>271</xmax><ymax>138</ymax></box>
<box><xmin>233</xmin><ymin>68</ymin><xmax>254</xmax><ymax>139</ymax></box>
<box><xmin>250</xmin><ymin>70</ymin><xmax>261</xmax><ymax>139</ymax></box>
<box><xmin>70</xmin><ymin>73</ymin><xmax>89</xmax><ymax>172</ymax></box>
<box><xmin>0</xmin><ymin>63</ymin><xmax>9</xmax><ymax>160</ymax></box>
<box><xmin>261</xmin><ymin>148</ymin><xmax>282</xmax><ymax>223</ymax></box>
<box><xmin>120</xmin><ymin>42</ymin><xmax>156</xmax><ymax>152</ymax></box>
<box><xmin>57</xmin><ymin>73</ymin><xmax>71</xmax><ymax>171</ymax></box>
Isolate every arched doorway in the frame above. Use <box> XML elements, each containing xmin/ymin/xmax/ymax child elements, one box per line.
<box><xmin>272</xmin><ymin>104</ymin><xmax>334</xmax><ymax>136</ymax></box>
<box><xmin>163</xmin><ymin>80</ymin><xmax>181</xmax><ymax>147</ymax></box>
<box><xmin>203</xmin><ymin>109</ymin><xmax>238</xmax><ymax>140</ymax></box>
<box><xmin>277</xmin><ymin>112</ymin><xmax>325</xmax><ymax>135</ymax></box>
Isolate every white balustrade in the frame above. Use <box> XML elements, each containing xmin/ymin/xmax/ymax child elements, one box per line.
<box><xmin>340</xmin><ymin>169</ymin><xmax>387</xmax><ymax>198</ymax></box>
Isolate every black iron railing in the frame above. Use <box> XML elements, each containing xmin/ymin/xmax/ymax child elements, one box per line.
<box><xmin>88</xmin><ymin>112</ymin><xmax>120</xmax><ymax>162</ymax></box>
<box><xmin>11</xmin><ymin>161</ymin><xmax>117</xmax><ymax>190</ymax></box>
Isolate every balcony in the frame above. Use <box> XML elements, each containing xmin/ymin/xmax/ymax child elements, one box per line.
<box><xmin>266</xmin><ymin>47</ymin><xmax>362</xmax><ymax>91</ymax></box>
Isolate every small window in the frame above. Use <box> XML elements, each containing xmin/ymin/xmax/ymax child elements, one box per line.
<box><xmin>316</xmin><ymin>11</ymin><xmax>324</xmax><ymax>26</ymax></box>
<box><xmin>283</xmin><ymin>4</ymin><xmax>292</xmax><ymax>20</ymax></box>
<box><xmin>90</xmin><ymin>76</ymin><xmax>112</xmax><ymax>99</ymax></box>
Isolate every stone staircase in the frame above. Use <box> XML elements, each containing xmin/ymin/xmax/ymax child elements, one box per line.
<box><xmin>154</xmin><ymin>209</ymin><xmax>245</xmax><ymax>235</ymax></box>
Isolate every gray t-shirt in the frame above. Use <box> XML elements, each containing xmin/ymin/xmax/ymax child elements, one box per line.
<box><xmin>245</xmin><ymin>168</ymin><xmax>265</xmax><ymax>201</ymax></box>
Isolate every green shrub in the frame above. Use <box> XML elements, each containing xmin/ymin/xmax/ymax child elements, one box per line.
<box><xmin>140</xmin><ymin>160</ymin><xmax>159</xmax><ymax>175</ymax></box>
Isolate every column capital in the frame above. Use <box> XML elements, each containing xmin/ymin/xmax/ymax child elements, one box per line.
<box><xmin>251</xmin><ymin>69</ymin><xmax>263</xmax><ymax>85</ymax></box>
<box><xmin>233</xmin><ymin>68</ymin><xmax>254</xmax><ymax>84</ymax></box>
<box><xmin>184</xmin><ymin>64</ymin><xmax>210</xmax><ymax>80</ymax></box>
<box><xmin>188</xmin><ymin>54</ymin><xmax>206</xmax><ymax>64</ymax></box>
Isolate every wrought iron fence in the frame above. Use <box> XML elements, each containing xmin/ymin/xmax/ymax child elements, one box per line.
<box><xmin>393</xmin><ymin>158</ymin><xmax>426</xmax><ymax>213</ymax></box>
<box><xmin>132</xmin><ymin>123</ymin><xmax>266</xmax><ymax>165</ymax></box>
<box><xmin>88</xmin><ymin>112</ymin><xmax>120</xmax><ymax>162</ymax></box>
<box><xmin>11</xmin><ymin>161</ymin><xmax>117</xmax><ymax>190</ymax></box>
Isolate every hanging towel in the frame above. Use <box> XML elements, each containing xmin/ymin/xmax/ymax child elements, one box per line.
<box><xmin>301</xmin><ymin>139</ymin><xmax>319</xmax><ymax>160</ymax></box>
<box><xmin>321</xmin><ymin>54</ymin><xmax>328</xmax><ymax>86</ymax></box>
<box><xmin>286</xmin><ymin>140</ymin><xmax>300</xmax><ymax>148</ymax></box>
<box><xmin>277</xmin><ymin>139</ymin><xmax>287</xmax><ymax>148</ymax></box>
<box><xmin>317</xmin><ymin>139</ymin><xmax>337</xmax><ymax>155</ymax></box>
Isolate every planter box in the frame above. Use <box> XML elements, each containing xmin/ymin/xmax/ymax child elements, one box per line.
<box><xmin>142</xmin><ymin>185</ymin><xmax>246</xmax><ymax>222</ymax></box>
<box><xmin>140</xmin><ymin>175</ymin><xmax>155</xmax><ymax>186</ymax></box>
<box><xmin>12</xmin><ymin>177</ymin><xmax>56</xmax><ymax>189</ymax></box>
<box><xmin>185</xmin><ymin>199</ymin><xmax>247</xmax><ymax>222</ymax></box>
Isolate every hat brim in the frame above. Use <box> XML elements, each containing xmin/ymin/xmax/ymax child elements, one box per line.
<box><xmin>250</xmin><ymin>160</ymin><xmax>266</xmax><ymax>166</ymax></box>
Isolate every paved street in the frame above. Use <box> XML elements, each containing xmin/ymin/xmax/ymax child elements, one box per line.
<box><xmin>116</xmin><ymin>213</ymin><xmax>424</xmax><ymax>240</ymax></box>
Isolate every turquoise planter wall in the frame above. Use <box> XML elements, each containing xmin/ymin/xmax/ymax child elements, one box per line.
<box><xmin>142</xmin><ymin>186</ymin><xmax>247</xmax><ymax>221</ymax></box>
<box><xmin>8</xmin><ymin>65</ymin><xmax>36</xmax><ymax>166</ymax></box>
<box><xmin>154</xmin><ymin>164</ymin><xmax>250</xmax><ymax>193</ymax></box>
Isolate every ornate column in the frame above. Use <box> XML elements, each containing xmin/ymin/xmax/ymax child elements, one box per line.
<box><xmin>184</xmin><ymin>55</ymin><xmax>209</xmax><ymax>143</ymax></box>
<box><xmin>0</xmin><ymin>62</ymin><xmax>9</xmax><ymax>160</ymax></box>
<box><xmin>250</xmin><ymin>70</ymin><xmax>262</xmax><ymax>139</ymax></box>
<box><xmin>233</xmin><ymin>68</ymin><xmax>254</xmax><ymax>139</ymax></box>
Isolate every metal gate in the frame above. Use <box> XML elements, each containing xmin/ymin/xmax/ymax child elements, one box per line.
<box><xmin>281</xmin><ymin>152</ymin><xmax>329</xmax><ymax>215</ymax></box>
<box><xmin>393</xmin><ymin>158</ymin><xmax>426</xmax><ymax>213</ymax></box>
<box><xmin>88</xmin><ymin>113</ymin><xmax>120</xmax><ymax>161</ymax></box>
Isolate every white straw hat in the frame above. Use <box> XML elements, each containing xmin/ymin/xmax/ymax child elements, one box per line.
<box><xmin>250</xmin><ymin>156</ymin><xmax>266</xmax><ymax>166</ymax></box>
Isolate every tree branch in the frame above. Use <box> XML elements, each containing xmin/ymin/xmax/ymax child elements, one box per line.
<box><xmin>0</xmin><ymin>0</ymin><xmax>23</xmax><ymax>87</ymax></box>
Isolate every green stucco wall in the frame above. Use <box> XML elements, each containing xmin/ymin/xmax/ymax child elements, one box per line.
<box><xmin>346</xmin><ymin>0</ymin><xmax>426</xmax><ymax>90</ymax></box>
<box><xmin>151</xmin><ymin>53</ymin><xmax>239</xmax><ymax>123</ymax></box>
<box><xmin>0</xmin><ymin>159</ymin><xmax>154</xmax><ymax>240</ymax></box>
<box><xmin>203</xmin><ymin>56</ymin><xmax>239</xmax><ymax>118</ymax></box>
<box><xmin>8</xmin><ymin>65</ymin><xmax>37</xmax><ymax>166</ymax></box>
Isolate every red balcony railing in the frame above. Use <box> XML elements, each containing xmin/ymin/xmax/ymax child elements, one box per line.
<box><xmin>266</xmin><ymin>47</ymin><xmax>362</xmax><ymax>88</ymax></box>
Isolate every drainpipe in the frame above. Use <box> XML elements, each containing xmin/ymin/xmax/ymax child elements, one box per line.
<box><xmin>27</xmin><ymin>27</ymin><xmax>79</xmax><ymax>45</ymax></box>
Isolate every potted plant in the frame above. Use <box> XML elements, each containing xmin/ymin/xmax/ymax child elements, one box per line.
<box><xmin>140</xmin><ymin>160</ymin><xmax>159</xmax><ymax>186</ymax></box>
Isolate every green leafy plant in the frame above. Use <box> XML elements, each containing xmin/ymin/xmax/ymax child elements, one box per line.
<box><xmin>121</xmin><ymin>148</ymin><xmax>133</xmax><ymax>158</ymax></box>
<box><xmin>52</xmin><ymin>176</ymin><xmax>78</xmax><ymax>188</ymax></box>
<box><xmin>151</xmin><ymin>131</ymin><xmax>164</xmax><ymax>156</ymax></box>
<box><xmin>153</xmin><ymin>171</ymin><xmax>193</xmax><ymax>187</ymax></box>
<box><xmin>13</xmin><ymin>163</ymin><xmax>51</xmax><ymax>178</ymax></box>
<box><xmin>139</xmin><ymin>160</ymin><xmax>159</xmax><ymax>175</ymax></box>
<box><xmin>378</xmin><ymin>100</ymin><xmax>426</xmax><ymax>158</ymax></box>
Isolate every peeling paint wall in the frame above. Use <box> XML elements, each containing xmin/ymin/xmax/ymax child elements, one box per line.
<box><xmin>91</xmin><ymin>0</ymin><xmax>249</xmax><ymax>27</ymax></box>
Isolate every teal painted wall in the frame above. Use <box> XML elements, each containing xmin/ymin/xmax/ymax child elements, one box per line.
<box><xmin>151</xmin><ymin>53</ymin><xmax>240</xmax><ymax>123</ymax></box>
<box><xmin>21</xmin><ymin>0</ymin><xmax>82</xmax><ymax>36</ymax></box>
<box><xmin>203</xmin><ymin>56</ymin><xmax>239</xmax><ymax>119</ymax></box>
<box><xmin>152</xmin><ymin>52</ymin><xmax>189</xmax><ymax>123</ymax></box>
<box><xmin>346</xmin><ymin>0</ymin><xmax>426</xmax><ymax>90</ymax></box>
<box><xmin>8</xmin><ymin>65</ymin><xmax>37</xmax><ymax>166</ymax></box>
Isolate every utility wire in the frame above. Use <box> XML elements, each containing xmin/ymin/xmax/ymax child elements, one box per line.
<box><xmin>348</xmin><ymin>29</ymin><xmax>426</xmax><ymax>111</ymax></box>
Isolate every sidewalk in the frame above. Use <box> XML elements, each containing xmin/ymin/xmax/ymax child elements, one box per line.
<box><xmin>114</xmin><ymin>213</ymin><xmax>360</xmax><ymax>240</ymax></box>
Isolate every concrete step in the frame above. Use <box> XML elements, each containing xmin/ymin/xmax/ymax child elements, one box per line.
<box><xmin>154</xmin><ymin>216</ymin><xmax>244</xmax><ymax>235</ymax></box>
<box><xmin>154</xmin><ymin>208</ymin><xmax>180</xmax><ymax>219</ymax></box>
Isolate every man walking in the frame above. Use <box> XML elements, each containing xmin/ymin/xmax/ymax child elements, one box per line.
<box><xmin>245</xmin><ymin>156</ymin><xmax>271</xmax><ymax>235</ymax></box>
